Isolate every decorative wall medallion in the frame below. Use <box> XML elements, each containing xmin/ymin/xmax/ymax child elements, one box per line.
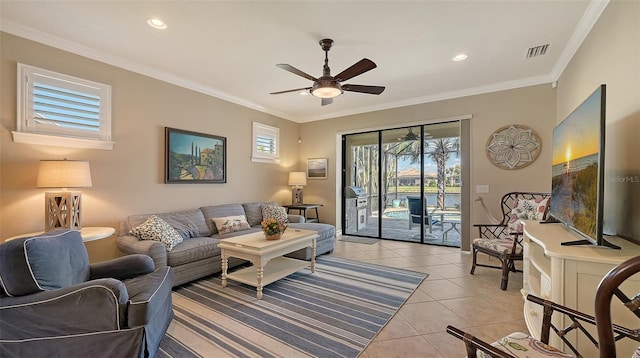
<box><xmin>486</xmin><ymin>125</ymin><xmax>541</xmax><ymax>170</ymax></box>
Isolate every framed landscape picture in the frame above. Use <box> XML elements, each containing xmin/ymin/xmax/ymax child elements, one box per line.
<box><xmin>307</xmin><ymin>158</ymin><xmax>328</xmax><ymax>179</ymax></box>
<box><xmin>165</xmin><ymin>127</ymin><xmax>226</xmax><ymax>183</ymax></box>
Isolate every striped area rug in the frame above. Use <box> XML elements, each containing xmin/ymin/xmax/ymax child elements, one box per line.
<box><xmin>157</xmin><ymin>256</ymin><xmax>427</xmax><ymax>358</ymax></box>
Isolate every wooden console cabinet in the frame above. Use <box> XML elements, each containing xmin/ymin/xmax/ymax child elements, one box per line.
<box><xmin>521</xmin><ymin>220</ymin><xmax>640</xmax><ymax>357</ymax></box>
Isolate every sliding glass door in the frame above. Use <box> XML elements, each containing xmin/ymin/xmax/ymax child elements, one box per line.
<box><xmin>343</xmin><ymin>131</ymin><xmax>379</xmax><ymax>238</ymax></box>
<box><xmin>342</xmin><ymin>121</ymin><xmax>464</xmax><ymax>247</ymax></box>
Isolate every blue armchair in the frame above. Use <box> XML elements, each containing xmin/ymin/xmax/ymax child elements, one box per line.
<box><xmin>0</xmin><ymin>230</ymin><xmax>174</xmax><ymax>357</ymax></box>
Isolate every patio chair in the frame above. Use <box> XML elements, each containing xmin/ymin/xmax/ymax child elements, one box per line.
<box><xmin>448</xmin><ymin>255</ymin><xmax>640</xmax><ymax>357</ymax></box>
<box><xmin>406</xmin><ymin>196</ymin><xmax>438</xmax><ymax>230</ymax></box>
<box><xmin>470</xmin><ymin>192</ymin><xmax>550</xmax><ymax>290</ymax></box>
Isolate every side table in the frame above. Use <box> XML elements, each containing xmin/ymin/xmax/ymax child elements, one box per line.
<box><xmin>5</xmin><ymin>227</ymin><xmax>115</xmax><ymax>243</ymax></box>
<box><xmin>283</xmin><ymin>204</ymin><xmax>323</xmax><ymax>223</ymax></box>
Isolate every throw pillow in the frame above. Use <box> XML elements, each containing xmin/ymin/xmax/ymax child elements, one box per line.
<box><xmin>212</xmin><ymin>215</ymin><xmax>251</xmax><ymax>235</ymax></box>
<box><xmin>507</xmin><ymin>197</ymin><xmax>549</xmax><ymax>233</ymax></box>
<box><xmin>130</xmin><ymin>215</ymin><xmax>184</xmax><ymax>251</ymax></box>
<box><xmin>261</xmin><ymin>205</ymin><xmax>289</xmax><ymax>224</ymax></box>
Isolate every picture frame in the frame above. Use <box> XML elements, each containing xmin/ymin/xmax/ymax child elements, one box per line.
<box><xmin>307</xmin><ymin>158</ymin><xmax>328</xmax><ymax>179</ymax></box>
<box><xmin>165</xmin><ymin>127</ymin><xmax>226</xmax><ymax>183</ymax></box>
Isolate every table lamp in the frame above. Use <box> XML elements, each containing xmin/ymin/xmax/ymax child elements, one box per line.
<box><xmin>288</xmin><ymin>172</ymin><xmax>307</xmax><ymax>205</ymax></box>
<box><xmin>37</xmin><ymin>159</ymin><xmax>92</xmax><ymax>231</ymax></box>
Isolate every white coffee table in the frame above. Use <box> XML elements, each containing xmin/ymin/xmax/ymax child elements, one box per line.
<box><xmin>219</xmin><ymin>228</ymin><xmax>318</xmax><ymax>299</ymax></box>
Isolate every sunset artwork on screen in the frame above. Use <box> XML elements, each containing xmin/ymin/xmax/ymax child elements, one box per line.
<box><xmin>550</xmin><ymin>85</ymin><xmax>605</xmax><ymax>243</ymax></box>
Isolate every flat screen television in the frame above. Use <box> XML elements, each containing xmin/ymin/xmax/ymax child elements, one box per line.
<box><xmin>550</xmin><ymin>84</ymin><xmax>619</xmax><ymax>249</ymax></box>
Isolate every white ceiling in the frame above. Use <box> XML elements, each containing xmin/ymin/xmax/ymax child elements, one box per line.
<box><xmin>0</xmin><ymin>1</ymin><xmax>607</xmax><ymax>123</ymax></box>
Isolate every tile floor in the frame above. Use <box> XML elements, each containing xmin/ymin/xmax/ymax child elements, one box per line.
<box><xmin>331</xmin><ymin>237</ymin><xmax>529</xmax><ymax>358</ymax></box>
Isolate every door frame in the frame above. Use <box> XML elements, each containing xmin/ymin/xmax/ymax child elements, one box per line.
<box><xmin>336</xmin><ymin>115</ymin><xmax>472</xmax><ymax>250</ymax></box>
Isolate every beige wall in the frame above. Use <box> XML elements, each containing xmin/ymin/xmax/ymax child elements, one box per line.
<box><xmin>1</xmin><ymin>32</ymin><xmax>558</xmax><ymax>259</ymax></box>
<box><xmin>299</xmin><ymin>85</ymin><xmax>556</xmax><ymax>250</ymax></box>
<box><xmin>1</xmin><ymin>33</ymin><xmax>301</xmax><ymax>261</ymax></box>
<box><xmin>556</xmin><ymin>0</ymin><xmax>640</xmax><ymax>241</ymax></box>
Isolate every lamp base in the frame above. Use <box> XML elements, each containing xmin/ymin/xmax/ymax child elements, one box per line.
<box><xmin>292</xmin><ymin>188</ymin><xmax>304</xmax><ymax>205</ymax></box>
<box><xmin>45</xmin><ymin>191</ymin><xmax>82</xmax><ymax>231</ymax></box>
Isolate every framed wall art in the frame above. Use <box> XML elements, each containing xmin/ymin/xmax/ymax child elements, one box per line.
<box><xmin>307</xmin><ymin>158</ymin><xmax>328</xmax><ymax>179</ymax></box>
<box><xmin>165</xmin><ymin>127</ymin><xmax>226</xmax><ymax>183</ymax></box>
<box><xmin>485</xmin><ymin>124</ymin><xmax>541</xmax><ymax>170</ymax></box>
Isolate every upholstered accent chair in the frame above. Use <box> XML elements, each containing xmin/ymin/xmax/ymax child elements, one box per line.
<box><xmin>471</xmin><ymin>192</ymin><xmax>550</xmax><ymax>290</ymax></box>
<box><xmin>0</xmin><ymin>230</ymin><xmax>174</xmax><ymax>358</ymax></box>
<box><xmin>448</xmin><ymin>255</ymin><xmax>640</xmax><ymax>357</ymax></box>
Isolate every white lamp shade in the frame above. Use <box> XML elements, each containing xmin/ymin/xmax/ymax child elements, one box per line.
<box><xmin>288</xmin><ymin>172</ymin><xmax>307</xmax><ymax>186</ymax></box>
<box><xmin>37</xmin><ymin>160</ymin><xmax>92</xmax><ymax>188</ymax></box>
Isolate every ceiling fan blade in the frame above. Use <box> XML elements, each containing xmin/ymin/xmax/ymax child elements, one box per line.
<box><xmin>270</xmin><ymin>87</ymin><xmax>311</xmax><ymax>95</ymax></box>
<box><xmin>276</xmin><ymin>64</ymin><xmax>317</xmax><ymax>81</ymax></box>
<box><xmin>334</xmin><ymin>58</ymin><xmax>377</xmax><ymax>82</ymax></box>
<box><xmin>342</xmin><ymin>84</ymin><xmax>385</xmax><ymax>95</ymax></box>
<box><xmin>321</xmin><ymin>98</ymin><xmax>333</xmax><ymax>106</ymax></box>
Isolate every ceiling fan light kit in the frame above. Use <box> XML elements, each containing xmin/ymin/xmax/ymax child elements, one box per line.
<box><xmin>271</xmin><ymin>38</ymin><xmax>385</xmax><ymax>106</ymax></box>
<box><xmin>311</xmin><ymin>79</ymin><xmax>343</xmax><ymax>98</ymax></box>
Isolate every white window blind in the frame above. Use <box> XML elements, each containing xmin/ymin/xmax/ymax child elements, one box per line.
<box><xmin>14</xmin><ymin>63</ymin><xmax>113</xmax><ymax>149</ymax></box>
<box><xmin>252</xmin><ymin>122</ymin><xmax>280</xmax><ymax>163</ymax></box>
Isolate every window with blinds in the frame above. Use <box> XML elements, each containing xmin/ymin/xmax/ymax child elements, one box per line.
<box><xmin>252</xmin><ymin>122</ymin><xmax>280</xmax><ymax>163</ymax></box>
<box><xmin>15</xmin><ymin>63</ymin><xmax>112</xmax><ymax>149</ymax></box>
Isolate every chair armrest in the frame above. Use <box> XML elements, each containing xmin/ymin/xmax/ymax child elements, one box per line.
<box><xmin>0</xmin><ymin>278</ymin><xmax>129</xmax><ymax>341</ymax></box>
<box><xmin>116</xmin><ymin>234</ymin><xmax>168</xmax><ymax>268</ymax></box>
<box><xmin>90</xmin><ymin>254</ymin><xmax>155</xmax><ymax>281</ymax></box>
<box><xmin>446</xmin><ymin>325</ymin><xmax>515</xmax><ymax>358</ymax></box>
<box><xmin>288</xmin><ymin>214</ymin><xmax>305</xmax><ymax>223</ymax></box>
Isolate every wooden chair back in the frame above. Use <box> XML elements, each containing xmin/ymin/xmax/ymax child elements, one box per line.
<box><xmin>450</xmin><ymin>256</ymin><xmax>640</xmax><ymax>357</ymax></box>
<box><xmin>496</xmin><ymin>191</ymin><xmax>551</xmax><ymax>225</ymax></box>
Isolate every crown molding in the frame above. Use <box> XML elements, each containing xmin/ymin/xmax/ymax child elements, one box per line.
<box><xmin>0</xmin><ymin>19</ymin><xmax>299</xmax><ymax>122</ymax></box>
<box><xmin>550</xmin><ymin>0</ymin><xmax>610</xmax><ymax>81</ymax></box>
<box><xmin>297</xmin><ymin>74</ymin><xmax>554</xmax><ymax>123</ymax></box>
<box><xmin>3</xmin><ymin>6</ymin><xmax>597</xmax><ymax>125</ymax></box>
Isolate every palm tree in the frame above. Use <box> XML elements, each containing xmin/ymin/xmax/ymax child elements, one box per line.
<box><xmin>403</xmin><ymin>137</ymin><xmax>459</xmax><ymax>209</ymax></box>
<box><xmin>427</xmin><ymin>138</ymin><xmax>455</xmax><ymax>208</ymax></box>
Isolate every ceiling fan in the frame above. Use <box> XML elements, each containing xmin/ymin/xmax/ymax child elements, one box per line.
<box><xmin>270</xmin><ymin>39</ymin><xmax>385</xmax><ymax>106</ymax></box>
<box><xmin>402</xmin><ymin>128</ymin><xmax>419</xmax><ymax>141</ymax></box>
<box><xmin>397</xmin><ymin>128</ymin><xmax>432</xmax><ymax>141</ymax></box>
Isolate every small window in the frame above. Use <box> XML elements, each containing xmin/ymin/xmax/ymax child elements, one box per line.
<box><xmin>252</xmin><ymin>122</ymin><xmax>279</xmax><ymax>163</ymax></box>
<box><xmin>13</xmin><ymin>63</ymin><xmax>113</xmax><ymax>150</ymax></box>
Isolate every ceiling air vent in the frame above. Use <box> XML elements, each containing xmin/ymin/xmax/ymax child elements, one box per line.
<box><xmin>526</xmin><ymin>44</ymin><xmax>549</xmax><ymax>58</ymax></box>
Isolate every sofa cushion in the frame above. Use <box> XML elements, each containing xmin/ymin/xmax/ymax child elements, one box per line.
<box><xmin>285</xmin><ymin>223</ymin><xmax>336</xmax><ymax>260</ymax></box>
<box><xmin>125</xmin><ymin>209</ymin><xmax>210</xmax><ymax>239</ymax></box>
<box><xmin>242</xmin><ymin>202</ymin><xmax>278</xmax><ymax>227</ymax></box>
<box><xmin>212</xmin><ymin>215</ymin><xmax>251</xmax><ymax>235</ymax></box>
<box><xmin>167</xmin><ymin>236</ymin><xmax>221</xmax><ymax>267</ymax></box>
<box><xmin>0</xmin><ymin>230</ymin><xmax>90</xmax><ymax>296</ymax></box>
<box><xmin>200</xmin><ymin>204</ymin><xmax>247</xmax><ymax>234</ymax></box>
<box><xmin>261</xmin><ymin>205</ymin><xmax>289</xmax><ymax>224</ymax></box>
<box><xmin>130</xmin><ymin>215</ymin><xmax>184</xmax><ymax>251</ymax></box>
<box><xmin>287</xmin><ymin>222</ymin><xmax>335</xmax><ymax>242</ymax></box>
<box><xmin>158</xmin><ymin>209</ymin><xmax>211</xmax><ymax>238</ymax></box>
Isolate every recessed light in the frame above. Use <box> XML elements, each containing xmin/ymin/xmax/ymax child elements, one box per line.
<box><xmin>452</xmin><ymin>53</ymin><xmax>468</xmax><ymax>62</ymax></box>
<box><xmin>147</xmin><ymin>18</ymin><xmax>167</xmax><ymax>30</ymax></box>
